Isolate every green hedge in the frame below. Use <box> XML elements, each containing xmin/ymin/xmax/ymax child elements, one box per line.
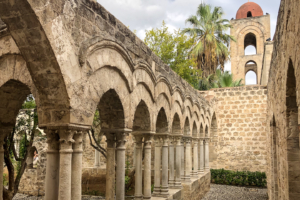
<box><xmin>210</xmin><ymin>169</ymin><xmax>267</xmax><ymax>187</ymax></box>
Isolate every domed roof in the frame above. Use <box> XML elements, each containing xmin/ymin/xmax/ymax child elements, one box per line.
<box><xmin>236</xmin><ymin>2</ymin><xmax>263</xmax><ymax>19</ymax></box>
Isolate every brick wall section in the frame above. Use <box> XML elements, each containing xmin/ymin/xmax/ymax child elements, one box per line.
<box><xmin>208</xmin><ymin>85</ymin><xmax>268</xmax><ymax>172</ymax></box>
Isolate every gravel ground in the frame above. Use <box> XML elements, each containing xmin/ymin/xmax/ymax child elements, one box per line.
<box><xmin>202</xmin><ymin>184</ymin><xmax>268</xmax><ymax>200</ymax></box>
<box><xmin>13</xmin><ymin>184</ymin><xmax>268</xmax><ymax>200</ymax></box>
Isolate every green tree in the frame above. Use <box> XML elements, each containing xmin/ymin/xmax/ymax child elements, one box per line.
<box><xmin>182</xmin><ymin>3</ymin><xmax>235</xmax><ymax>77</ymax></box>
<box><xmin>3</xmin><ymin>95</ymin><xmax>39</xmax><ymax>200</ymax></box>
<box><xmin>144</xmin><ymin>21</ymin><xmax>202</xmax><ymax>88</ymax></box>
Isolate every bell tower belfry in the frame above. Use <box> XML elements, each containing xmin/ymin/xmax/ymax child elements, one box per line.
<box><xmin>230</xmin><ymin>1</ymin><xmax>271</xmax><ymax>85</ymax></box>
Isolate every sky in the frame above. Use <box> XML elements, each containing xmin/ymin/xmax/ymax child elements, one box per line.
<box><xmin>97</xmin><ymin>0</ymin><xmax>281</xmax><ymax>85</ymax></box>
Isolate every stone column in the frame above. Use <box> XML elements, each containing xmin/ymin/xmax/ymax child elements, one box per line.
<box><xmin>0</xmin><ymin>129</ymin><xmax>10</xmax><ymax>200</ymax></box>
<box><xmin>184</xmin><ymin>137</ymin><xmax>191</xmax><ymax>182</ymax></box>
<box><xmin>204</xmin><ymin>138</ymin><xmax>210</xmax><ymax>170</ymax></box>
<box><xmin>144</xmin><ymin>135</ymin><xmax>153</xmax><ymax>199</ymax></box>
<box><xmin>153</xmin><ymin>136</ymin><xmax>162</xmax><ymax>196</ymax></box>
<box><xmin>94</xmin><ymin>149</ymin><xmax>100</xmax><ymax>167</ymax></box>
<box><xmin>174</xmin><ymin>136</ymin><xmax>182</xmax><ymax>188</ymax></box>
<box><xmin>168</xmin><ymin>136</ymin><xmax>175</xmax><ymax>187</ymax></box>
<box><xmin>199</xmin><ymin>138</ymin><xmax>204</xmax><ymax>173</ymax></box>
<box><xmin>133</xmin><ymin>135</ymin><xmax>143</xmax><ymax>200</ymax></box>
<box><xmin>72</xmin><ymin>130</ymin><xmax>86</xmax><ymax>200</ymax></box>
<box><xmin>161</xmin><ymin>136</ymin><xmax>169</xmax><ymax>197</ymax></box>
<box><xmin>105</xmin><ymin>133</ymin><xmax>116</xmax><ymax>200</ymax></box>
<box><xmin>45</xmin><ymin>129</ymin><xmax>60</xmax><ymax>200</ymax></box>
<box><xmin>192</xmin><ymin>139</ymin><xmax>198</xmax><ymax>177</ymax></box>
<box><xmin>58</xmin><ymin>129</ymin><xmax>75</xmax><ymax>200</ymax></box>
<box><xmin>116</xmin><ymin>133</ymin><xmax>127</xmax><ymax>200</ymax></box>
<box><xmin>180</xmin><ymin>138</ymin><xmax>185</xmax><ymax>181</ymax></box>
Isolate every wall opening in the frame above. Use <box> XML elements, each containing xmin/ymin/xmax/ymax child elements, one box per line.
<box><xmin>245</xmin><ymin>70</ymin><xmax>257</xmax><ymax>85</ymax></box>
<box><xmin>244</xmin><ymin>33</ymin><xmax>257</xmax><ymax>55</ymax></box>
<box><xmin>247</xmin><ymin>11</ymin><xmax>252</xmax><ymax>17</ymax></box>
<box><xmin>184</xmin><ymin>117</ymin><xmax>190</xmax><ymax>135</ymax></box>
<box><xmin>172</xmin><ymin>113</ymin><xmax>181</xmax><ymax>135</ymax></box>
<box><xmin>286</xmin><ymin>59</ymin><xmax>300</xmax><ymax>199</ymax></box>
<box><xmin>156</xmin><ymin>108</ymin><xmax>168</xmax><ymax>134</ymax></box>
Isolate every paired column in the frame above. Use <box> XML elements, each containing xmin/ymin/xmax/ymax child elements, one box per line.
<box><xmin>161</xmin><ymin>136</ymin><xmax>169</xmax><ymax>197</ymax></box>
<box><xmin>180</xmin><ymin>138</ymin><xmax>185</xmax><ymax>181</ymax></box>
<box><xmin>105</xmin><ymin>133</ymin><xmax>116</xmax><ymax>200</ymax></box>
<box><xmin>192</xmin><ymin>138</ymin><xmax>198</xmax><ymax>177</ymax></box>
<box><xmin>168</xmin><ymin>137</ymin><xmax>175</xmax><ymax>188</ymax></box>
<box><xmin>184</xmin><ymin>137</ymin><xmax>191</xmax><ymax>182</ymax></box>
<box><xmin>153</xmin><ymin>136</ymin><xmax>162</xmax><ymax>195</ymax></box>
<box><xmin>134</xmin><ymin>136</ymin><xmax>143</xmax><ymax>200</ymax></box>
<box><xmin>199</xmin><ymin>138</ymin><xmax>204</xmax><ymax>173</ymax></box>
<box><xmin>204</xmin><ymin>138</ymin><xmax>210</xmax><ymax>171</ymax></box>
<box><xmin>143</xmin><ymin>135</ymin><xmax>153</xmax><ymax>199</ymax></box>
<box><xmin>174</xmin><ymin>136</ymin><xmax>182</xmax><ymax>188</ymax></box>
<box><xmin>116</xmin><ymin>133</ymin><xmax>127</xmax><ymax>200</ymax></box>
<box><xmin>72</xmin><ymin>131</ymin><xmax>86</xmax><ymax>200</ymax></box>
<box><xmin>0</xmin><ymin>129</ymin><xmax>11</xmax><ymax>200</ymax></box>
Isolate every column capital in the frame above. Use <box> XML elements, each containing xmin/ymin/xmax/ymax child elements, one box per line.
<box><xmin>116</xmin><ymin>132</ymin><xmax>128</xmax><ymax>149</ymax></box>
<box><xmin>193</xmin><ymin>137</ymin><xmax>199</xmax><ymax>144</ymax></box>
<box><xmin>73</xmin><ymin>130</ymin><xmax>87</xmax><ymax>153</ymax></box>
<box><xmin>204</xmin><ymin>137</ymin><xmax>210</xmax><ymax>143</ymax></box>
<box><xmin>144</xmin><ymin>134</ymin><xmax>153</xmax><ymax>148</ymax></box>
<box><xmin>105</xmin><ymin>133</ymin><xmax>116</xmax><ymax>148</ymax></box>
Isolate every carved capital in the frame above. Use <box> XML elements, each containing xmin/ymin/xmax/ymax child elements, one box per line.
<box><xmin>133</xmin><ymin>135</ymin><xmax>143</xmax><ymax>148</ymax></box>
<box><xmin>105</xmin><ymin>133</ymin><xmax>116</xmax><ymax>148</ymax></box>
<box><xmin>45</xmin><ymin>129</ymin><xmax>60</xmax><ymax>152</ymax></box>
<box><xmin>73</xmin><ymin>130</ymin><xmax>87</xmax><ymax>153</ymax></box>
<box><xmin>144</xmin><ymin>135</ymin><xmax>153</xmax><ymax>148</ymax></box>
<box><xmin>116</xmin><ymin>132</ymin><xmax>128</xmax><ymax>149</ymax></box>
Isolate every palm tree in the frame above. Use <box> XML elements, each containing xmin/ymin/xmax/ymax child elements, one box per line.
<box><xmin>182</xmin><ymin>3</ymin><xmax>235</xmax><ymax>77</ymax></box>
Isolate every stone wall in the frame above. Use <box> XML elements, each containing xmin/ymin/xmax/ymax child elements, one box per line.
<box><xmin>205</xmin><ymin>86</ymin><xmax>268</xmax><ymax>172</ymax></box>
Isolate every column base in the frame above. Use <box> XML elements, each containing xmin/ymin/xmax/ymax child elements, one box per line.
<box><xmin>168</xmin><ymin>180</ymin><xmax>175</xmax><ymax>187</ymax></box>
<box><xmin>205</xmin><ymin>168</ymin><xmax>210</xmax><ymax>171</ymax></box>
<box><xmin>170</xmin><ymin>184</ymin><xmax>182</xmax><ymax>189</ymax></box>
<box><xmin>153</xmin><ymin>188</ymin><xmax>161</xmax><ymax>196</ymax></box>
<box><xmin>134</xmin><ymin>196</ymin><xmax>143</xmax><ymax>200</ymax></box>
<box><xmin>143</xmin><ymin>196</ymin><xmax>151</xmax><ymax>199</ymax></box>
<box><xmin>184</xmin><ymin>175</ymin><xmax>191</xmax><ymax>182</ymax></box>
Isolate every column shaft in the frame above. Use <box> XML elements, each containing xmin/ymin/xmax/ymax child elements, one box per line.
<box><xmin>72</xmin><ymin>131</ymin><xmax>85</xmax><ymax>200</ymax></box>
<box><xmin>174</xmin><ymin>137</ymin><xmax>182</xmax><ymax>188</ymax></box>
<box><xmin>58</xmin><ymin>129</ymin><xmax>75</xmax><ymax>200</ymax></box>
<box><xmin>161</xmin><ymin>136</ymin><xmax>169</xmax><ymax>197</ymax></box>
<box><xmin>200</xmin><ymin>140</ymin><xmax>204</xmax><ymax>173</ymax></box>
<box><xmin>198</xmin><ymin>141</ymin><xmax>201</xmax><ymax>174</ymax></box>
<box><xmin>205</xmin><ymin>139</ymin><xmax>210</xmax><ymax>170</ymax></box>
<box><xmin>116</xmin><ymin>133</ymin><xmax>127</xmax><ymax>200</ymax></box>
<box><xmin>192</xmin><ymin>140</ymin><xmax>198</xmax><ymax>177</ymax></box>
<box><xmin>185</xmin><ymin>138</ymin><xmax>191</xmax><ymax>182</ymax></box>
<box><xmin>153</xmin><ymin>137</ymin><xmax>161</xmax><ymax>195</ymax></box>
<box><xmin>134</xmin><ymin>136</ymin><xmax>143</xmax><ymax>200</ymax></box>
<box><xmin>180</xmin><ymin>140</ymin><xmax>185</xmax><ymax>181</ymax></box>
<box><xmin>94</xmin><ymin>149</ymin><xmax>100</xmax><ymax>167</ymax></box>
<box><xmin>168</xmin><ymin>138</ymin><xmax>175</xmax><ymax>187</ymax></box>
<box><xmin>105</xmin><ymin>134</ymin><xmax>116</xmax><ymax>200</ymax></box>
<box><xmin>0</xmin><ymin>130</ymin><xmax>9</xmax><ymax>200</ymax></box>
<box><xmin>144</xmin><ymin>136</ymin><xmax>152</xmax><ymax>199</ymax></box>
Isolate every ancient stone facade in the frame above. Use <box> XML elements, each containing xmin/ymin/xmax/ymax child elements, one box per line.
<box><xmin>230</xmin><ymin>2</ymin><xmax>272</xmax><ymax>85</ymax></box>
<box><xmin>266</xmin><ymin>0</ymin><xmax>300</xmax><ymax>200</ymax></box>
<box><xmin>0</xmin><ymin>0</ymin><xmax>215</xmax><ymax>199</ymax></box>
<box><xmin>204</xmin><ymin>86</ymin><xmax>268</xmax><ymax>172</ymax></box>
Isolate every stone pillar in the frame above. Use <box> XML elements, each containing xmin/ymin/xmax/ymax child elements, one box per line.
<box><xmin>192</xmin><ymin>139</ymin><xmax>198</xmax><ymax>177</ymax></box>
<box><xmin>198</xmin><ymin>140</ymin><xmax>201</xmax><ymax>174</ymax></box>
<box><xmin>134</xmin><ymin>135</ymin><xmax>143</xmax><ymax>200</ymax></box>
<box><xmin>199</xmin><ymin>139</ymin><xmax>204</xmax><ymax>173</ymax></box>
<box><xmin>174</xmin><ymin>136</ymin><xmax>182</xmax><ymax>188</ymax></box>
<box><xmin>168</xmin><ymin>137</ymin><xmax>175</xmax><ymax>187</ymax></box>
<box><xmin>94</xmin><ymin>149</ymin><xmax>100</xmax><ymax>167</ymax></box>
<box><xmin>184</xmin><ymin>137</ymin><xmax>191</xmax><ymax>182</ymax></box>
<box><xmin>116</xmin><ymin>133</ymin><xmax>127</xmax><ymax>200</ymax></box>
<box><xmin>161</xmin><ymin>136</ymin><xmax>169</xmax><ymax>197</ymax></box>
<box><xmin>204</xmin><ymin>138</ymin><xmax>210</xmax><ymax>170</ymax></box>
<box><xmin>44</xmin><ymin>129</ymin><xmax>60</xmax><ymax>200</ymax></box>
<box><xmin>144</xmin><ymin>135</ymin><xmax>153</xmax><ymax>199</ymax></box>
<box><xmin>72</xmin><ymin>130</ymin><xmax>86</xmax><ymax>200</ymax></box>
<box><xmin>0</xmin><ymin>129</ymin><xmax>10</xmax><ymax>200</ymax></box>
<box><xmin>153</xmin><ymin>136</ymin><xmax>162</xmax><ymax>196</ymax></box>
<box><xmin>180</xmin><ymin>138</ymin><xmax>185</xmax><ymax>181</ymax></box>
<box><xmin>58</xmin><ymin>129</ymin><xmax>75</xmax><ymax>200</ymax></box>
<box><xmin>105</xmin><ymin>133</ymin><xmax>116</xmax><ymax>200</ymax></box>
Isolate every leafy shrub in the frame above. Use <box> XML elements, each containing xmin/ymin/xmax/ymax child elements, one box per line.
<box><xmin>210</xmin><ymin>169</ymin><xmax>267</xmax><ymax>187</ymax></box>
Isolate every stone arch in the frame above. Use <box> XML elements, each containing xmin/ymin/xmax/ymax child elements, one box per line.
<box><xmin>155</xmin><ymin>77</ymin><xmax>172</xmax><ymax>105</ymax></box>
<box><xmin>156</xmin><ymin>108</ymin><xmax>168</xmax><ymax>134</ymax></box>
<box><xmin>0</xmin><ymin>2</ymin><xmax>70</xmax><ymax>126</ymax></box>
<box><xmin>200</xmin><ymin>123</ymin><xmax>204</xmax><ymax>138</ymax></box>
<box><xmin>156</xmin><ymin>93</ymin><xmax>171</xmax><ymax>131</ymax></box>
<box><xmin>133</xmin><ymin>100</ymin><xmax>151</xmax><ymax>132</ymax></box>
<box><xmin>184</xmin><ymin>117</ymin><xmax>190</xmax><ymax>136</ymax></box>
<box><xmin>171</xmin><ymin>113</ymin><xmax>181</xmax><ymax>135</ymax></box>
<box><xmin>285</xmin><ymin>59</ymin><xmax>300</xmax><ymax>199</ymax></box>
<box><xmin>270</xmin><ymin>115</ymin><xmax>279</xmax><ymax>200</ymax></box>
<box><xmin>244</xmin><ymin>32</ymin><xmax>257</xmax><ymax>52</ymax></box>
<box><xmin>172</xmin><ymin>87</ymin><xmax>184</xmax><ymax>106</ymax></box>
<box><xmin>133</xmin><ymin>65</ymin><xmax>156</xmax><ymax>101</ymax></box>
<box><xmin>75</xmin><ymin>66</ymin><xmax>131</xmax><ymax>127</ymax></box>
<box><xmin>97</xmin><ymin>89</ymin><xmax>125</xmax><ymax>130</ymax></box>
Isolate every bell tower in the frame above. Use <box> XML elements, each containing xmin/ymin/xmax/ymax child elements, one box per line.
<box><xmin>230</xmin><ymin>1</ymin><xmax>271</xmax><ymax>85</ymax></box>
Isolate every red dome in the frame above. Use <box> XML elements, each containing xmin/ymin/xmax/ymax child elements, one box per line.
<box><xmin>236</xmin><ymin>2</ymin><xmax>263</xmax><ymax>19</ymax></box>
